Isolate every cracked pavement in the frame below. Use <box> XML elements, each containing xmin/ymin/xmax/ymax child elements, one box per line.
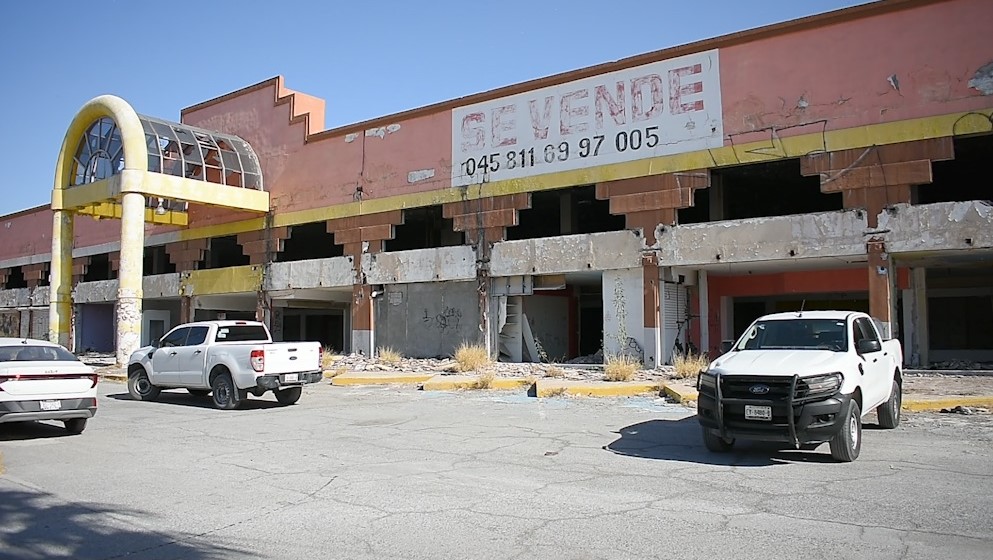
<box><xmin>1</xmin><ymin>382</ymin><xmax>991</xmax><ymax>560</ymax></box>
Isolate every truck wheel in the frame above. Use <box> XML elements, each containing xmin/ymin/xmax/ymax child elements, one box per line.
<box><xmin>876</xmin><ymin>380</ymin><xmax>901</xmax><ymax>429</ymax></box>
<box><xmin>64</xmin><ymin>418</ymin><xmax>87</xmax><ymax>435</ymax></box>
<box><xmin>187</xmin><ymin>389</ymin><xmax>211</xmax><ymax>398</ymax></box>
<box><xmin>128</xmin><ymin>367</ymin><xmax>160</xmax><ymax>401</ymax></box>
<box><xmin>829</xmin><ymin>400</ymin><xmax>862</xmax><ymax>462</ymax></box>
<box><xmin>211</xmin><ymin>373</ymin><xmax>241</xmax><ymax>410</ymax></box>
<box><xmin>702</xmin><ymin>427</ymin><xmax>735</xmax><ymax>452</ymax></box>
<box><xmin>274</xmin><ymin>387</ymin><xmax>302</xmax><ymax>405</ymax></box>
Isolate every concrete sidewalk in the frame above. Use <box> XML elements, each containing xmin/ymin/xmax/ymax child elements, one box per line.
<box><xmin>324</xmin><ymin>370</ymin><xmax>993</xmax><ymax>412</ymax></box>
<box><xmin>95</xmin><ymin>366</ymin><xmax>993</xmax><ymax>412</ymax></box>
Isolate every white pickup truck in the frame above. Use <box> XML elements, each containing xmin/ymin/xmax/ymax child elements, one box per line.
<box><xmin>697</xmin><ymin>311</ymin><xmax>903</xmax><ymax>462</ymax></box>
<box><xmin>127</xmin><ymin>320</ymin><xmax>323</xmax><ymax>410</ymax></box>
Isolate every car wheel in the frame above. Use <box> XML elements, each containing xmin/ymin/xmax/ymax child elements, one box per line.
<box><xmin>830</xmin><ymin>400</ymin><xmax>862</xmax><ymax>462</ymax></box>
<box><xmin>702</xmin><ymin>427</ymin><xmax>735</xmax><ymax>452</ymax></box>
<box><xmin>64</xmin><ymin>418</ymin><xmax>87</xmax><ymax>435</ymax></box>
<box><xmin>877</xmin><ymin>380</ymin><xmax>901</xmax><ymax>429</ymax></box>
<box><xmin>187</xmin><ymin>389</ymin><xmax>211</xmax><ymax>398</ymax></box>
<box><xmin>211</xmin><ymin>373</ymin><xmax>241</xmax><ymax>410</ymax></box>
<box><xmin>274</xmin><ymin>387</ymin><xmax>302</xmax><ymax>405</ymax></box>
<box><xmin>128</xmin><ymin>367</ymin><xmax>161</xmax><ymax>401</ymax></box>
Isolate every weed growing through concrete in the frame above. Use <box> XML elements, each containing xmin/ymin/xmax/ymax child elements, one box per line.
<box><xmin>454</xmin><ymin>341</ymin><xmax>491</xmax><ymax>372</ymax></box>
<box><xmin>323</xmin><ymin>366</ymin><xmax>348</xmax><ymax>379</ymax></box>
<box><xmin>543</xmin><ymin>387</ymin><xmax>569</xmax><ymax>398</ymax></box>
<box><xmin>604</xmin><ymin>354</ymin><xmax>640</xmax><ymax>382</ymax></box>
<box><xmin>378</xmin><ymin>347</ymin><xmax>402</xmax><ymax>365</ymax></box>
<box><xmin>673</xmin><ymin>352</ymin><xmax>710</xmax><ymax>379</ymax></box>
<box><xmin>473</xmin><ymin>372</ymin><xmax>495</xmax><ymax>389</ymax></box>
<box><xmin>544</xmin><ymin>365</ymin><xmax>566</xmax><ymax>378</ymax></box>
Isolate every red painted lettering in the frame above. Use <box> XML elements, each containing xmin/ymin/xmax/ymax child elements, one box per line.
<box><xmin>491</xmin><ymin>105</ymin><xmax>517</xmax><ymax>147</ymax></box>
<box><xmin>630</xmin><ymin>74</ymin><xmax>664</xmax><ymax>122</ymax></box>
<box><xmin>529</xmin><ymin>96</ymin><xmax>553</xmax><ymax>140</ymax></box>
<box><xmin>461</xmin><ymin>112</ymin><xmax>485</xmax><ymax>152</ymax></box>
<box><xmin>594</xmin><ymin>82</ymin><xmax>626</xmax><ymax>130</ymax></box>
<box><xmin>669</xmin><ymin>64</ymin><xmax>705</xmax><ymax>114</ymax></box>
<box><xmin>560</xmin><ymin>89</ymin><xmax>589</xmax><ymax>135</ymax></box>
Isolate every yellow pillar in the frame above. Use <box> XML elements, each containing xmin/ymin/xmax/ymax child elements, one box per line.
<box><xmin>116</xmin><ymin>191</ymin><xmax>145</xmax><ymax>366</ymax></box>
<box><xmin>48</xmin><ymin>210</ymin><xmax>74</xmax><ymax>348</ymax></box>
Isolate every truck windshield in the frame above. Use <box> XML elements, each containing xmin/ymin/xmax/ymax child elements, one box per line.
<box><xmin>735</xmin><ymin>319</ymin><xmax>848</xmax><ymax>352</ymax></box>
<box><xmin>214</xmin><ymin>325</ymin><xmax>270</xmax><ymax>343</ymax></box>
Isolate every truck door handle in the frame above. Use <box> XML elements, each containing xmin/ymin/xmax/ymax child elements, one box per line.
<box><xmin>169</xmin><ymin>351</ymin><xmax>177</xmax><ymax>356</ymax></box>
<box><xmin>194</xmin><ymin>350</ymin><xmax>202</xmax><ymax>355</ymax></box>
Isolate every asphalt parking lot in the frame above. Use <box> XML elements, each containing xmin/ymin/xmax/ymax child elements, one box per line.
<box><xmin>1</xmin><ymin>382</ymin><xmax>991</xmax><ymax>560</ymax></box>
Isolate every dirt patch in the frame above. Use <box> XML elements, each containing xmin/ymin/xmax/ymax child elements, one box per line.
<box><xmin>904</xmin><ymin>373</ymin><xmax>993</xmax><ymax>397</ymax></box>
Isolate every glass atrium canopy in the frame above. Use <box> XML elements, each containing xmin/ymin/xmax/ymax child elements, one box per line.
<box><xmin>71</xmin><ymin>115</ymin><xmax>263</xmax><ymax>191</ymax></box>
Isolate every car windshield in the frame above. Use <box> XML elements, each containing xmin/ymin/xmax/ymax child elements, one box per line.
<box><xmin>0</xmin><ymin>344</ymin><xmax>80</xmax><ymax>362</ymax></box>
<box><xmin>735</xmin><ymin>319</ymin><xmax>848</xmax><ymax>352</ymax></box>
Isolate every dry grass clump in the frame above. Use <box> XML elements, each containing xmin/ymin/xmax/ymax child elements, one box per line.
<box><xmin>544</xmin><ymin>365</ymin><xmax>566</xmax><ymax>378</ymax></box>
<box><xmin>321</xmin><ymin>350</ymin><xmax>337</xmax><ymax>369</ymax></box>
<box><xmin>323</xmin><ymin>366</ymin><xmax>347</xmax><ymax>379</ymax></box>
<box><xmin>454</xmin><ymin>342</ymin><xmax>491</xmax><ymax>373</ymax></box>
<box><xmin>378</xmin><ymin>346</ymin><xmax>402</xmax><ymax>365</ymax></box>
<box><xmin>473</xmin><ymin>372</ymin><xmax>495</xmax><ymax>389</ymax></box>
<box><xmin>673</xmin><ymin>353</ymin><xmax>710</xmax><ymax>379</ymax></box>
<box><xmin>603</xmin><ymin>354</ymin><xmax>641</xmax><ymax>382</ymax></box>
<box><xmin>542</xmin><ymin>387</ymin><xmax>569</xmax><ymax>398</ymax></box>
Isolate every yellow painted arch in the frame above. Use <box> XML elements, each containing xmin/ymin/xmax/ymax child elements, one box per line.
<box><xmin>52</xmin><ymin>95</ymin><xmax>147</xmax><ymax>209</ymax></box>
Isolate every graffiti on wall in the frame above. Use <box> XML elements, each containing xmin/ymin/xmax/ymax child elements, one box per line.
<box><xmin>422</xmin><ymin>306</ymin><xmax>462</xmax><ymax>332</ymax></box>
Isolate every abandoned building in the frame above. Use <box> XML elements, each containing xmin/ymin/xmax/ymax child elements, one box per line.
<box><xmin>0</xmin><ymin>0</ymin><xmax>991</xmax><ymax>369</ymax></box>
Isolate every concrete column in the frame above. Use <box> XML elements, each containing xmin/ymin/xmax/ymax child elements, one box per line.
<box><xmin>867</xmin><ymin>240</ymin><xmax>894</xmax><ymax>339</ymax></box>
<box><xmin>351</xmin><ymin>284</ymin><xmax>374</xmax><ymax>356</ymax></box>
<box><xmin>115</xmin><ymin>192</ymin><xmax>145</xmax><ymax>366</ymax></box>
<box><xmin>642</xmin><ymin>259</ymin><xmax>661</xmax><ymax>368</ymax></box>
<box><xmin>698</xmin><ymin>270</ymin><xmax>710</xmax><ymax>356</ymax></box>
<box><xmin>911</xmin><ymin>268</ymin><xmax>929</xmax><ymax>367</ymax></box>
<box><xmin>48</xmin><ymin>209</ymin><xmax>73</xmax><ymax>348</ymax></box>
<box><xmin>602</xmin><ymin>268</ymin><xmax>644</xmax><ymax>361</ymax></box>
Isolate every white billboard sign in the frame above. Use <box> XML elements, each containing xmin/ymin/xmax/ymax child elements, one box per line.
<box><xmin>451</xmin><ymin>49</ymin><xmax>722</xmax><ymax>187</ymax></box>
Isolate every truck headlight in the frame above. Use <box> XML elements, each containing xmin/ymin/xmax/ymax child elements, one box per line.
<box><xmin>697</xmin><ymin>370</ymin><xmax>717</xmax><ymax>391</ymax></box>
<box><xmin>797</xmin><ymin>373</ymin><xmax>842</xmax><ymax>399</ymax></box>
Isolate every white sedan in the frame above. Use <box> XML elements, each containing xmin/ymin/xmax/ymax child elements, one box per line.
<box><xmin>0</xmin><ymin>338</ymin><xmax>98</xmax><ymax>434</ymax></box>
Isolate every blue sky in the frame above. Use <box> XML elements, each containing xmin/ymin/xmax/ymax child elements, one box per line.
<box><xmin>0</xmin><ymin>0</ymin><xmax>867</xmax><ymax>216</ymax></box>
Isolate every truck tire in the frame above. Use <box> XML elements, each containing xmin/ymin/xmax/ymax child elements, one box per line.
<box><xmin>274</xmin><ymin>387</ymin><xmax>302</xmax><ymax>405</ymax></box>
<box><xmin>128</xmin><ymin>367</ymin><xmax>161</xmax><ymax>401</ymax></box>
<box><xmin>877</xmin><ymin>380</ymin><xmax>901</xmax><ymax>429</ymax></box>
<box><xmin>211</xmin><ymin>373</ymin><xmax>241</xmax><ymax>410</ymax></box>
<box><xmin>829</xmin><ymin>400</ymin><xmax>862</xmax><ymax>462</ymax></box>
<box><xmin>702</xmin><ymin>427</ymin><xmax>735</xmax><ymax>452</ymax></box>
<box><xmin>187</xmin><ymin>389</ymin><xmax>211</xmax><ymax>398</ymax></box>
<box><xmin>64</xmin><ymin>418</ymin><xmax>87</xmax><ymax>435</ymax></box>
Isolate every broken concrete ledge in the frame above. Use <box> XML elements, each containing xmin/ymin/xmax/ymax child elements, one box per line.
<box><xmin>534</xmin><ymin>379</ymin><xmax>662</xmax><ymax>398</ymax></box>
<box><xmin>421</xmin><ymin>375</ymin><xmax>533</xmax><ymax>391</ymax></box>
<box><xmin>330</xmin><ymin>371</ymin><xmax>434</xmax><ymax>386</ymax></box>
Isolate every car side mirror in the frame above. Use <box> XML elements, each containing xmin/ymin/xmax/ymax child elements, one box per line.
<box><xmin>857</xmin><ymin>339</ymin><xmax>881</xmax><ymax>354</ymax></box>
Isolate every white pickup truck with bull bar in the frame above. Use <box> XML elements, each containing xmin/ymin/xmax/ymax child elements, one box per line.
<box><xmin>696</xmin><ymin>311</ymin><xmax>903</xmax><ymax>462</ymax></box>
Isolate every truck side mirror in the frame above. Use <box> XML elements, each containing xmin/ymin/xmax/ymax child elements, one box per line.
<box><xmin>720</xmin><ymin>340</ymin><xmax>734</xmax><ymax>353</ymax></box>
<box><xmin>857</xmin><ymin>339</ymin><xmax>881</xmax><ymax>354</ymax></box>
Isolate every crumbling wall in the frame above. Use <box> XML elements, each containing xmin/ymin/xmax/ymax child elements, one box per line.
<box><xmin>375</xmin><ymin>281</ymin><xmax>479</xmax><ymax>359</ymax></box>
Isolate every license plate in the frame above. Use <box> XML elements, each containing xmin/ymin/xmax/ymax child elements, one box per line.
<box><xmin>745</xmin><ymin>405</ymin><xmax>772</xmax><ymax>421</ymax></box>
<box><xmin>40</xmin><ymin>400</ymin><xmax>61</xmax><ymax>411</ymax></box>
<box><xmin>284</xmin><ymin>373</ymin><xmax>298</xmax><ymax>383</ymax></box>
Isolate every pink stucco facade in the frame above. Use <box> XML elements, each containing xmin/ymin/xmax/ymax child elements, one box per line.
<box><xmin>2</xmin><ymin>0</ymin><xmax>991</xmax><ymax>260</ymax></box>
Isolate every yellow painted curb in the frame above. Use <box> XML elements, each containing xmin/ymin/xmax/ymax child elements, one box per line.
<box><xmin>99</xmin><ymin>374</ymin><xmax>127</xmax><ymax>384</ymax></box>
<box><xmin>535</xmin><ymin>379</ymin><xmax>661</xmax><ymax>398</ymax></box>
<box><xmin>330</xmin><ymin>371</ymin><xmax>434</xmax><ymax>386</ymax></box>
<box><xmin>902</xmin><ymin>396</ymin><xmax>993</xmax><ymax>412</ymax></box>
<box><xmin>422</xmin><ymin>375</ymin><xmax>534</xmax><ymax>391</ymax></box>
<box><xmin>661</xmin><ymin>382</ymin><xmax>698</xmax><ymax>404</ymax></box>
